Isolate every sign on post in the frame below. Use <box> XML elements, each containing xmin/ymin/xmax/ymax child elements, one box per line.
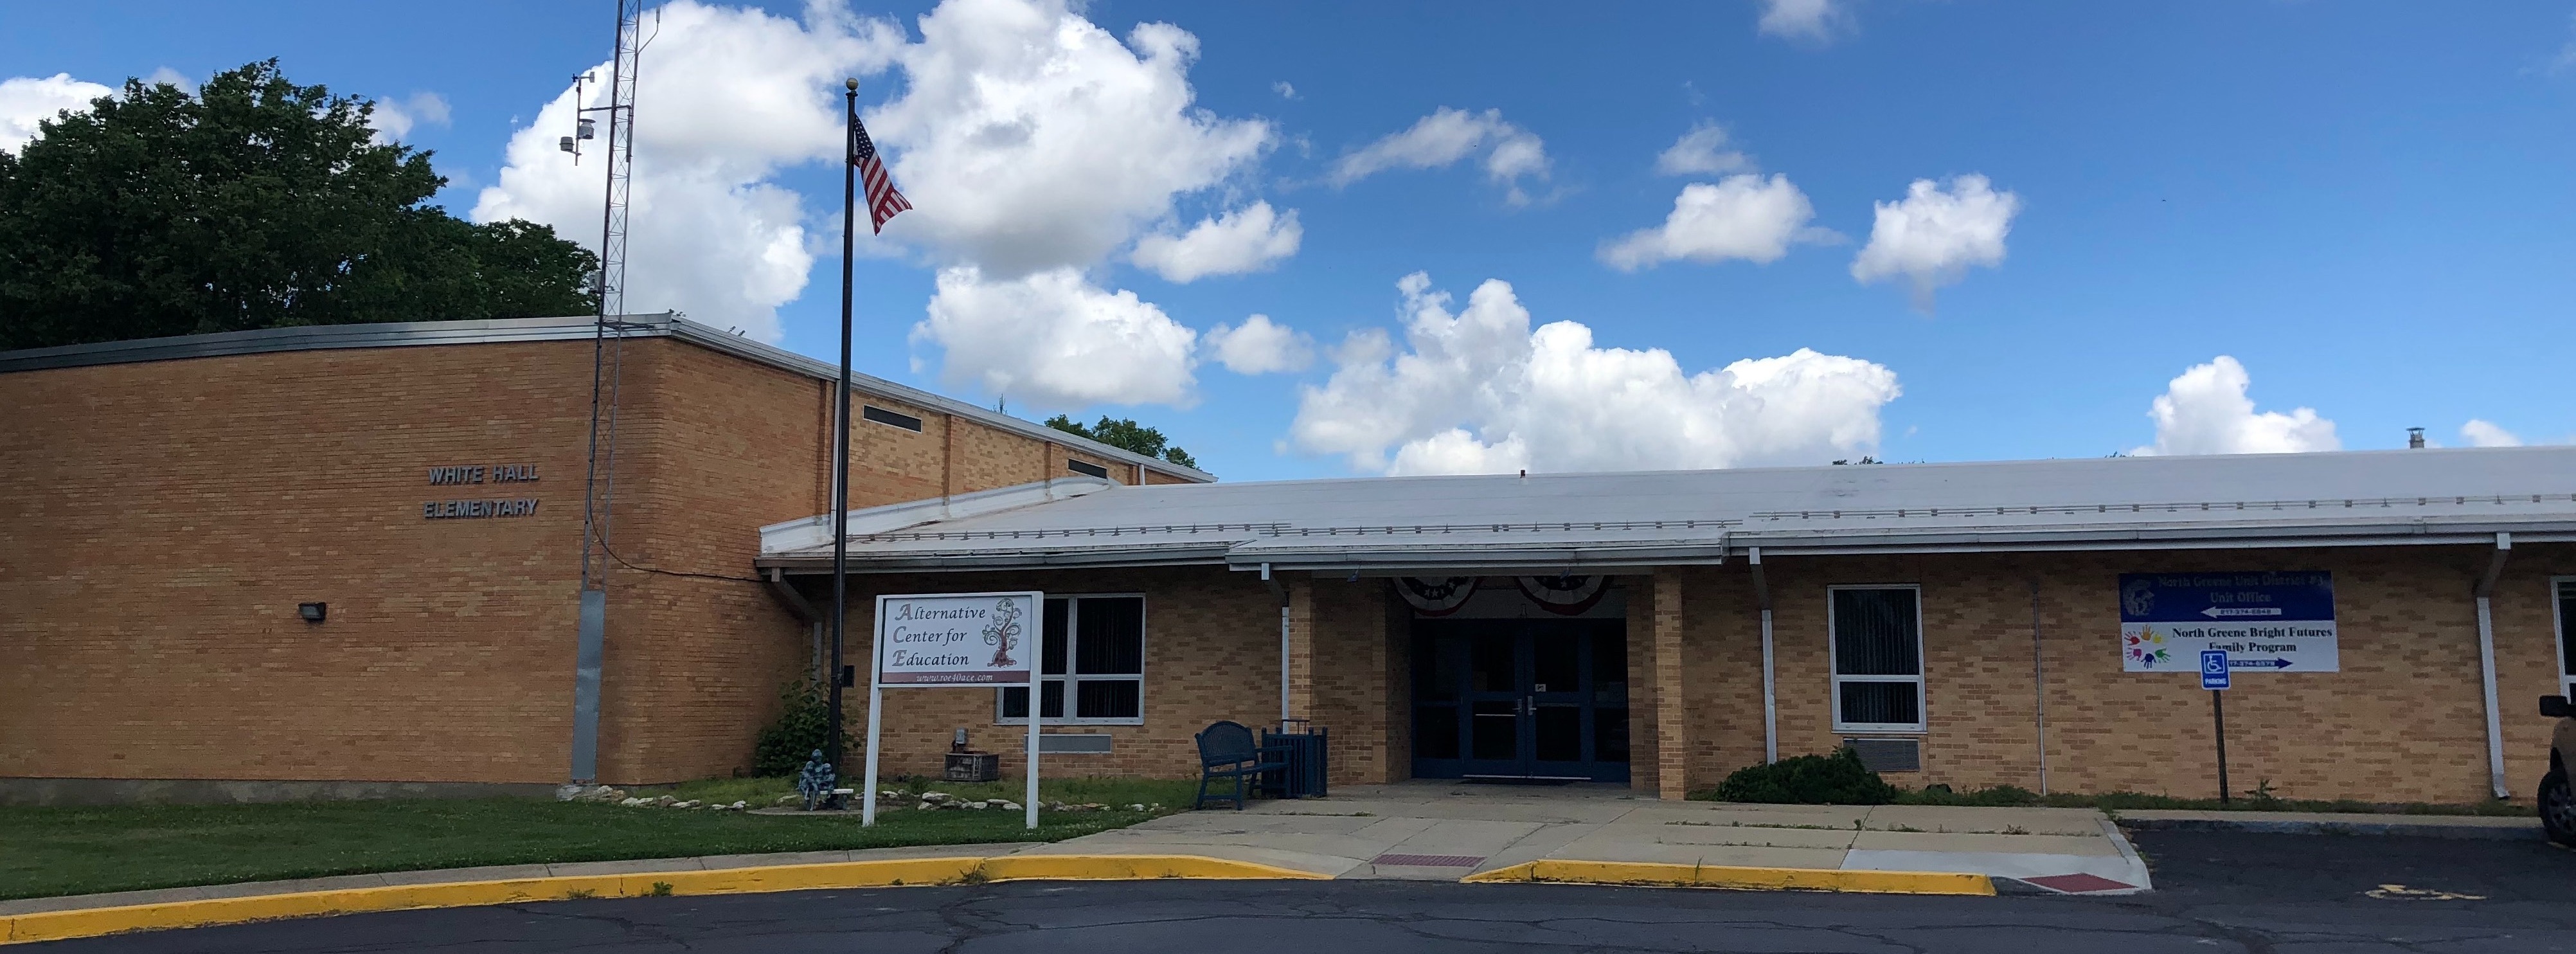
<box><xmin>2120</xmin><ymin>572</ymin><xmax>2338</xmax><ymax>673</ymax></box>
<box><xmin>2200</xmin><ymin>649</ymin><xmax>2231</xmax><ymax>691</ymax></box>
<box><xmin>864</xmin><ymin>592</ymin><xmax>1041</xmax><ymax>830</ymax></box>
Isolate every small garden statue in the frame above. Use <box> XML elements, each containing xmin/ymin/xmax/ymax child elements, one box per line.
<box><xmin>797</xmin><ymin>749</ymin><xmax>841</xmax><ymax>811</ymax></box>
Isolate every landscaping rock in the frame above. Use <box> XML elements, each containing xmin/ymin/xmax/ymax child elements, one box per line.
<box><xmin>998</xmin><ymin>801</ymin><xmax>1021</xmax><ymax>811</ymax></box>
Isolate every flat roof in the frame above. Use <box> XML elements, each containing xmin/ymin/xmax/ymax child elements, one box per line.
<box><xmin>758</xmin><ymin>446</ymin><xmax>2576</xmax><ymax>573</ymax></box>
<box><xmin>0</xmin><ymin>314</ymin><xmax>1215</xmax><ymax>483</ymax></box>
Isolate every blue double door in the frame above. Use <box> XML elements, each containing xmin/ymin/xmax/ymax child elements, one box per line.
<box><xmin>1409</xmin><ymin>620</ymin><xmax>1630</xmax><ymax>783</ymax></box>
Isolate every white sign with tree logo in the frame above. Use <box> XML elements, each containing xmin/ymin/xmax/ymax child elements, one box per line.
<box><xmin>864</xmin><ymin>592</ymin><xmax>1041</xmax><ymax>829</ymax></box>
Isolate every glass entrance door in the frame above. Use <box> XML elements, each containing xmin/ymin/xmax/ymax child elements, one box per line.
<box><xmin>1411</xmin><ymin>620</ymin><xmax>1628</xmax><ymax>782</ymax></box>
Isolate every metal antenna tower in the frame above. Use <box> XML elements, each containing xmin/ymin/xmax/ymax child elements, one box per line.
<box><xmin>571</xmin><ymin>0</ymin><xmax>648</xmax><ymax>786</ymax></box>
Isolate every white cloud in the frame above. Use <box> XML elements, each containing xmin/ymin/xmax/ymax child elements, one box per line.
<box><xmin>370</xmin><ymin>91</ymin><xmax>452</xmax><ymax>143</ymax></box>
<box><xmin>1273</xmin><ymin>80</ymin><xmax>1298</xmax><ymax>100</ymax></box>
<box><xmin>0</xmin><ymin>73</ymin><xmax>113</xmax><ymax>153</ymax></box>
<box><xmin>1204</xmin><ymin>314</ymin><xmax>1314</xmax><ymax>375</ymax></box>
<box><xmin>855</xmin><ymin>0</ymin><xmax>1287</xmax><ymax>407</ymax></box>
<box><xmin>1291</xmin><ymin>273</ymin><xmax>1902</xmax><ymax>474</ymax></box>
<box><xmin>2133</xmin><ymin>356</ymin><xmax>2339</xmax><ymax>456</ymax></box>
<box><xmin>867</xmin><ymin>0</ymin><xmax>1272</xmax><ymax>276</ymax></box>
<box><xmin>142</xmin><ymin>67</ymin><xmax>193</xmax><ymax>92</ymax></box>
<box><xmin>1850</xmin><ymin>174</ymin><xmax>2021</xmax><ymax>310</ymax></box>
<box><xmin>1129</xmin><ymin>201</ymin><xmax>1301</xmax><ymax>282</ymax></box>
<box><xmin>1654</xmin><ymin>122</ymin><xmax>1751</xmax><ymax>176</ymax></box>
<box><xmin>473</xmin><ymin>1</ymin><xmax>899</xmax><ymax>341</ymax></box>
<box><xmin>1600</xmin><ymin>174</ymin><xmax>1830</xmax><ymax>271</ymax></box>
<box><xmin>1330</xmin><ymin>107</ymin><xmax>1550</xmax><ymax>204</ymax></box>
<box><xmin>915</xmin><ymin>267</ymin><xmax>1197</xmax><ymax>408</ymax></box>
<box><xmin>1757</xmin><ymin>0</ymin><xmax>1848</xmax><ymax>41</ymax></box>
<box><xmin>2461</xmin><ymin>420</ymin><xmax>2523</xmax><ymax>447</ymax></box>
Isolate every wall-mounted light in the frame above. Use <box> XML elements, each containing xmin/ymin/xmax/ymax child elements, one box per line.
<box><xmin>298</xmin><ymin>602</ymin><xmax>328</xmax><ymax>623</ymax></box>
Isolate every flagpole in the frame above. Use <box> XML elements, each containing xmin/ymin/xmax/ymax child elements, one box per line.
<box><xmin>829</xmin><ymin>78</ymin><xmax>857</xmax><ymax>788</ymax></box>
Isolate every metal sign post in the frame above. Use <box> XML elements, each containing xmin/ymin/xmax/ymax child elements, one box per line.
<box><xmin>2201</xmin><ymin>649</ymin><xmax>2230</xmax><ymax>804</ymax></box>
<box><xmin>863</xmin><ymin>592</ymin><xmax>1042</xmax><ymax>830</ymax></box>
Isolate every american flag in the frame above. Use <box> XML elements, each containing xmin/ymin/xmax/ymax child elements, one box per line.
<box><xmin>850</xmin><ymin>118</ymin><xmax>911</xmax><ymax>233</ymax></box>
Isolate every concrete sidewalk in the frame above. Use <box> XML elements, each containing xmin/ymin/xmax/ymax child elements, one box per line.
<box><xmin>1024</xmin><ymin>782</ymin><xmax>2152</xmax><ymax>894</ymax></box>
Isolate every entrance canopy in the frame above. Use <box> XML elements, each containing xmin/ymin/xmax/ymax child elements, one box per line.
<box><xmin>756</xmin><ymin>447</ymin><xmax>2576</xmax><ymax>575</ymax></box>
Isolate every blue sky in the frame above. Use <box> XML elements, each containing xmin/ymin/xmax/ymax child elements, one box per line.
<box><xmin>5</xmin><ymin>0</ymin><xmax>2572</xmax><ymax>480</ymax></box>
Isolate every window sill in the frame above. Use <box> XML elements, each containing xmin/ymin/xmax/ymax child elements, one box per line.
<box><xmin>1832</xmin><ymin>724</ymin><xmax>1928</xmax><ymax>735</ymax></box>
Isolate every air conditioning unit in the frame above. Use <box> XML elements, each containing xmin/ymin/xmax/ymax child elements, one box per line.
<box><xmin>1843</xmin><ymin>737</ymin><xmax>1922</xmax><ymax>773</ymax></box>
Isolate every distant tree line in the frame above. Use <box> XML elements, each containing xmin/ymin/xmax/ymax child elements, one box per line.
<box><xmin>1045</xmin><ymin>415</ymin><xmax>1201</xmax><ymax>471</ymax></box>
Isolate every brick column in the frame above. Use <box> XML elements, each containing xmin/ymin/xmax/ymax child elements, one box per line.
<box><xmin>1287</xmin><ymin>575</ymin><xmax>1316</xmax><ymax>721</ymax></box>
<box><xmin>1654</xmin><ymin>566</ymin><xmax>1688</xmax><ymax>800</ymax></box>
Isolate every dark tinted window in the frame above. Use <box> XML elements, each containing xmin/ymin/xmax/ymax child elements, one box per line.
<box><xmin>1833</xmin><ymin>588</ymin><xmax>1921</xmax><ymax>676</ymax></box>
<box><xmin>861</xmin><ymin>405</ymin><xmax>922</xmax><ymax>431</ymax></box>
<box><xmin>1076</xmin><ymin>597</ymin><xmax>1145</xmax><ymax>675</ymax></box>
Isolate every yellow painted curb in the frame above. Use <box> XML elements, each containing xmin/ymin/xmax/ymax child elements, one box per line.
<box><xmin>0</xmin><ymin>854</ymin><xmax>1327</xmax><ymax>946</ymax></box>
<box><xmin>1461</xmin><ymin>860</ymin><xmax>1995</xmax><ymax>896</ymax></box>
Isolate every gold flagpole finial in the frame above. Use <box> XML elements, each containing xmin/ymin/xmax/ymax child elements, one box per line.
<box><xmin>844</xmin><ymin>78</ymin><xmax>858</xmax><ymax>92</ymax></box>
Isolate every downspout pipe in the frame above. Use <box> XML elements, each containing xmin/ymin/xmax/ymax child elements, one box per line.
<box><xmin>1749</xmin><ymin>548</ymin><xmax>1776</xmax><ymax>764</ymax></box>
<box><xmin>2473</xmin><ymin>532</ymin><xmax>2513</xmax><ymax>800</ymax></box>
<box><xmin>1262</xmin><ymin>563</ymin><xmax>1289</xmax><ymax>722</ymax></box>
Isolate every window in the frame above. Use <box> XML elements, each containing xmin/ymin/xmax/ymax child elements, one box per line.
<box><xmin>1066</xmin><ymin>458</ymin><xmax>1109</xmax><ymax>479</ymax></box>
<box><xmin>999</xmin><ymin>595</ymin><xmax>1145</xmax><ymax>724</ymax></box>
<box><xmin>1829</xmin><ymin>586</ymin><xmax>1926</xmax><ymax>732</ymax></box>
<box><xmin>862</xmin><ymin>405</ymin><xmax>923</xmax><ymax>432</ymax></box>
<box><xmin>2556</xmin><ymin>579</ymin><xmax>2576</xmax><ymax>699</ymax></box>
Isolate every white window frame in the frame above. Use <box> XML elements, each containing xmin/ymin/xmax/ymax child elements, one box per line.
<box><xmin>996</xmin><ymin>593</ymin><xmax>1147</xmax><ymax>726</ymax></box>
<box><xmin>1827</xmin><ymin>584</ymin><xmax>1928</xmax><ymax>734</ymax></box>
<box><xmin>2554</xmin><ymin>577</ymin><xmax>2576</xmax><ymax>701</ymax></box>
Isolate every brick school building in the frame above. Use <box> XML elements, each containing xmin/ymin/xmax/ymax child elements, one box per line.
<box><xmin>4</xmin><ymin>316</ymin><xmax>2571</xmax><ymax>806</ymax></box>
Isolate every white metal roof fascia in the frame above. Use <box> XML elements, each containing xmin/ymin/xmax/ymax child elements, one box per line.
<box><xmin>758</xmin><ymin>476</ymin><xmax>1118</xmax><ymax>554</ymax></box>
<box><xmin>0</xmin><ymin>314</ymin><xmax>1213</xmax><ymax>483</ymax></box>
<box><xmin>1726</xmin><ymin>518</ymin><xmax>2576</xmax><ymax>556</ymax></box>
<box><xmin>756</xmin><ymin>541</ymin><xmax>1236</xmax><ymax>572</ymax></box>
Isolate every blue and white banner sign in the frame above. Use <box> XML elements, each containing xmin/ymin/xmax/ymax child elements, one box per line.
<box><xmin>2119</xmin><ymin>572</ymin><xmax>2338</xmax><ymax>673</ymax></box>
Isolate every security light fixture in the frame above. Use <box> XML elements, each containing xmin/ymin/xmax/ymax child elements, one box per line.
<box><xmin>297</xmin><ymin>602</ymin><xmax>327</xmax><ymax>623</ymax></box>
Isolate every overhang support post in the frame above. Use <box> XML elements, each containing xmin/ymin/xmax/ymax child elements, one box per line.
<box><xmin>2473</xmin><ymin>532</ymin><xmax>2514</xmax><ymax>800</ymax></box>
<box><xmin>1264</xmin><ymin>564</ymin><xmax>1289</xmax><ymax>721</ymax></box>
<box><xmin>1749</xmin><ymin>548</ymin><xmax>1775</xmax><ymax>765</ymax></box>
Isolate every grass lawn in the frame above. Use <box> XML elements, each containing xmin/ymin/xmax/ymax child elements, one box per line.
<box><xmin>0</xmin><ymin>777</ymin><xmax>1204</xmax><ymax>901</ymax></box>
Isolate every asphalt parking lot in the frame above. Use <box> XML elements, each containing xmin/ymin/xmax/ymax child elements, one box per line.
<box><xmin>33</xmin><ymin>831</ymin><xmax>2576</xmax><ymax>953</ymax></box>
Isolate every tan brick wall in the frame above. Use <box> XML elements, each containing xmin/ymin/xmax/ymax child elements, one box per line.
<box><xmin>0</xmin><ymin>333</ymin><xmax>1195</xmax><ymax>789</ymax></box>
<box><xmin>1310</xmin><ymin>577</ymin><xmax>1397</xmax><ymax>786</ymax></box>
<box><xmin>1669</xmin><ymin>545</ymin><xmax>2575</xmax><ymax>804</ymax></box>
<box><xmin>0</xmin><ymin>343</ymin><xmax>595</xmax><ymax>784</ymax></box>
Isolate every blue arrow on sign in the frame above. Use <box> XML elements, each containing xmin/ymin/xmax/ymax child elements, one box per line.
<box><xmin>2229</xmin><ymin>658</ymin><xmax>2294</xmax><ymax>669</ymax></box>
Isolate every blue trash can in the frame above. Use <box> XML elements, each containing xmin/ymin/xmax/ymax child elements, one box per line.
<box><xmin>1263</xmin><ymin>720</ymin><xmax>1328</xmax><ymax>798</ymax></box>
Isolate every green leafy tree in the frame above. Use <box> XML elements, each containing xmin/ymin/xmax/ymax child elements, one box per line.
<box><xmin>0</xmin><ymin>60</ymin><xmax>596</xmax><ymax>351</ymax></box>
<box><xmin>1044</xmin><ymin>414</ymin><xmax>1203</xmax><ymax>471</ymax></box>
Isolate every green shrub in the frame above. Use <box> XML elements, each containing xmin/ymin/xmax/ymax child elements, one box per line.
<box><xmin>1711</xmin><ymin>748</ymin><xmax>1899</xmax><ymax>805</ymax></box>
<box><xmin>752</xmin><ymin>676</ymin><xmax>843</xmax><ymax>777</ymax></box>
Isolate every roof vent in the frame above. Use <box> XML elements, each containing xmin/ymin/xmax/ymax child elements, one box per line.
<box><xmin>2407</xmin><ymin>427</ymin><xmax>2426</xmax><ymax>449</ymax></box>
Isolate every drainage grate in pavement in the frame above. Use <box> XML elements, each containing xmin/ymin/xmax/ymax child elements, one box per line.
<box><xmin>1373</xmin><ymin>854</ymin><xmax>1485</xmax><ymax>867</ymax></box>
<box><xmin>2021</xmin><ymin>873</ymin><xmax>2136</xmax><ymax>894</ymax></box>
